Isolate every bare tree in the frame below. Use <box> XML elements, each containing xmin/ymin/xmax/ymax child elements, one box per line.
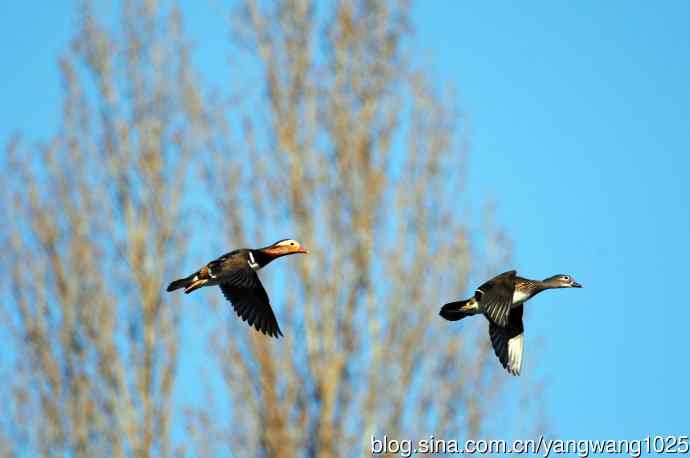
<box><xmin>1</xmin><ymin>1</ymin><xmax>537</xmax><ymax>457</ymax></box>
<box><xmin>2</xmin><ymin>2</ymin><xmax>207</xmax><ymax>456</ymax></box>
<box><xmin>194</xmin><ymin>1</ymin><xmax>522</xmax><ymax>457</ymax></box>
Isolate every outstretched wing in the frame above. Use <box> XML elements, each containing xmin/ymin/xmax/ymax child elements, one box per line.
<box><xmin>476</xmin><ymin>270</ymin><xmax>516</xmax><ymax>327</ymax></box>
<box><xmin>219</xmin><ymin>267</ymin><xmax>283</xmax><ymax>338</ymax></box>
<box><xmin>488</xmin><ymin>305</ymin><xmax>524</xmax><ymax>375</ymax></box>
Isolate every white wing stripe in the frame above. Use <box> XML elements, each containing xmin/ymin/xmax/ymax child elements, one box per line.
<box><xmin>507</xmin><ymin>333</ymin><xmax>524</xmax><ymax>375</ymax></box>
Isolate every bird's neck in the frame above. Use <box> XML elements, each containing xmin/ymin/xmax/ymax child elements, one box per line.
<box><xmin>251</xmin><ymin>248</ymin><xmax>292</xmax><ymax>268</ymax></box>
<box><xmin>516</xmin><ymin>278</ymin><xmax>549</xmax><ymax>301</ymax></box>
<box><xmin>249</xmin><ymin>249</ymin><xmax>276</xmax><ymax>269</ymax></box>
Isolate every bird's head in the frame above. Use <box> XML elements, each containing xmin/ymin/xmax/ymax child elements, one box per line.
<box><xmin>543</xmin><ymin>274</ymin><xmax>582</xmax><ymax>288</ymax></box>
<box><xmin>261</xmin><ymin>239</ymin><xmax>309</xmax><ymax>257</ymax></box>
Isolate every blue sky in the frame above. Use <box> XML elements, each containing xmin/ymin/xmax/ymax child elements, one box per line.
<box><xmin>411</xmin><ymin>1</ymin><xmax>690</xmax><ymax>440</ymax></box>
<box><xmin>2</xmin><ymin>0</ymin><xmax>689</xmax><ymax>447</ymax></box>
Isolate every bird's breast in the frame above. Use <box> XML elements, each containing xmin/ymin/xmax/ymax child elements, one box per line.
<box><xmin>512</xmin><ymin>289</ymin><xmax>531</xmax><ymax>305</ymax></box>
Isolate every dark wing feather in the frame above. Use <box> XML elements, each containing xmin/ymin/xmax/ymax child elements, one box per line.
<box><xmin>219</xmin><ymin>267</ymin><xmax>283</xmax><ymax>338</ymax></box>
<box><xmin>488</xmin><ymin>305</ymin><xmax>524</xmax><ymax>375</ymax></box>
<box><xmin>476</xmin><ymin>270</ymin><xmax>516</xmax><ymax>327</ymax></box>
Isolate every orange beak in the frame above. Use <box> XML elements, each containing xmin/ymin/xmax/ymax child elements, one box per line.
<box><xmin>297</xmin><ymin>247</ymin><xmax>309</xmax><ymax>254</ymax></box>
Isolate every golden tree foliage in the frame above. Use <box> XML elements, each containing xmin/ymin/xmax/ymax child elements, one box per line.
<box><xmin>3</xmin><ymin>2</ymin><xmax>202</xmax><ymax>456</ymax></box>
<box><xmin>1</xmin><ymin>1</ymin><xmax>529</xmax><ymax>457</ymax></box>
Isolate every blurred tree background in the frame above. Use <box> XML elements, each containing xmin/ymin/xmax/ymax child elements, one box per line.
<box><xmin>0</xmin><ymin>0</ymin><xmax>541</xmax><ymax>456</ymax></box>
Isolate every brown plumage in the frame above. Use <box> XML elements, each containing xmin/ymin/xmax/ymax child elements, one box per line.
<box><xmin>166</xmin><ymin>239</ymin><xmax>308</xmax><ymax>338</ymax></box>
<box><xmin>440</xmin><ymin>270</ymin><xmax>582</xmax><ymax>375</ymax></box>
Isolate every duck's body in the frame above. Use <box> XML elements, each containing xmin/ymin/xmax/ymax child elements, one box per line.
<box><xmin>440</xmin><ymin>270</ymin><xmax>582</xmax><ymax>375</ymax></box>
<box><xmin>166</xmin><ymin>239</ymin><xmax>307</xmax><ymax>338</ymax></box>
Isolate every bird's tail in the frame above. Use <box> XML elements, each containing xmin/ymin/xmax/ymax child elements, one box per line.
<box><xmin>166</xmin><ymin>271</ymin><xmax>208</xmax><ymax>294</ymax></box>
<box><xmin>439</xmin><ymin>298</ymin><xmax>478</xmax><ymax>321</ymax></box>
<box><xmin>166</xmin><ymin>274</ymin><xmax>195</xmax><ymax>292</ymax></box>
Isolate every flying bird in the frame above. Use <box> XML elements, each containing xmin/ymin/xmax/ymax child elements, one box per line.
<box><xmin>166</xmin><ymin>239</ymin><xmax>308</xmax><ymax>338</ymax></box>
<box><xmin>439</xmin><ymin>270</ymin><xmax>582</xmax><ymax>375</ymax></box>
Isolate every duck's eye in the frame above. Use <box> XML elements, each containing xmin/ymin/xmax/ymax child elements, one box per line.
<box><xmin>563</xmin><ymin>276</ymin><xmax>570</xmax><ymax>281</ymax></box>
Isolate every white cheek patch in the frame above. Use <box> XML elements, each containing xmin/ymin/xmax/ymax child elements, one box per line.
<box><xmin>248</xmin><ymin>251</ymin><xmax>260</xmax><ymax>270</ymax></box>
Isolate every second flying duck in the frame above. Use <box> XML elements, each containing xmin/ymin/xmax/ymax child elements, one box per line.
<box><xmin>440</xmin><ymin>270</ymin><xmax>582</xmax><ymax>375</ymax></box>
